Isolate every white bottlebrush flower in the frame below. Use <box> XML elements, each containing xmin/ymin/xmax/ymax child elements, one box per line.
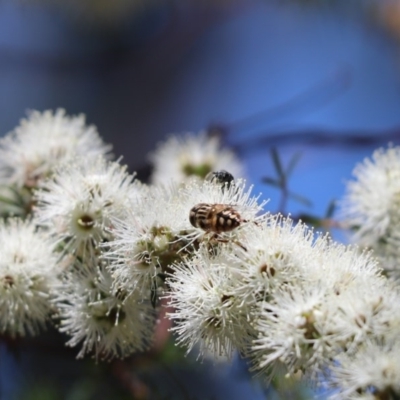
<box><xmin>227</xmin><ymin>216</ymin><xmax>317</xmax><ymax>305</ymax></box>
<box><xmin>53</xmin><ymin>261</ymin><xmax>155</xmax><ymax>359</ymax></box>
<box><xmin>148</xmin><ymin>132</ymin><xmax>243</xmax><ymax>185</ymax></box>
<box><xmin>34</xmin><ymin>156</ymin><xmax>141</xmax><ymax>258</ymax></box>
<box><xmin>331</xmin><ymin>338</ymin><xmax>400</xmax><ymax>399</ymax></box>
<box><xmin>104</xmin><ymin>183</ymin><xmax>192</xmax><ymax>297</ymax></box>
<box><xmin>166</xmin><ymin>249</ymin><xmax>257</xmax><ymax>359</ymax></box>
<box><xmin>249</xmin><ymin>235</ymin><xmax>389</xmax><ymax>383</ymax></box>
<box><xmin>308</xmin><ymin>240</ymin><xmax>383</xmax><ymax>297</ymax></box>
<box><xmin>251</xmin><ymin>284</ymin><xmax>336</xmax><ymax>381</ymax></box>
<box><xmin>0</xmin><ymin>218</ymin><xmax>59</xmax><ymax>337</ymax></box>
<box><xmin>340</xmin><ymin>145</ymin><xmax>400</xmax><ymax>273</ymax></box>
<box><xmin>329</xmin><ymin>280</ymin><xmax>400</xmax><ymax>353</ymax></box>
<box><xmin>0</xmin><ymin>109</ymin><xmax>112</xmax><ymax>188</ymax></box>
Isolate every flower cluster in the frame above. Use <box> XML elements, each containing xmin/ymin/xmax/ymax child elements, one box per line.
<box><xmin>0</xmin><ymin>218</ymin><xmax>59</xmax><ymax>337</ymax></box>
<box><xmin>341</xmin><ymin>145</ymin><xmax>400</xmax><ymax>276</ymax></box>
<box><xmin>336</xmin><ymin>144</ymin><xmax>400</xmax><ymax>397</ymax></box>
<box><xmin>0</xmin><ymin>109</ymin><xmax>111</xmax><ymax>189</ymax></box>
<box><xmin>149</xmin><ymin>132</ymin><xmax>243</xmax><ymax>185</ymax></box>
<box><xmin>0</xmin><ymin>109</ymin><xmax>399</xmax><ymax>398</ymax></box>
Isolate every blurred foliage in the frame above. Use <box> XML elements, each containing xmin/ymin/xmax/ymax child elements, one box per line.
<box><xmin>262</xmin><ymin>148</ymin><xmax>338</xmax><ymax>233</ymax></box>
<box><xmin>8</xmin><ymin>326</ymin><xmax>315</xmax><ymax>400</ymax></box>
<box><xmin>374</xmin><ymin>1</ymin><xmax>400</xmax><ymax>43</ymax></box>
<box><xmin>283</xmin><ymin>0</ymin><xmax>400</xmax><ymax>46</ymax></box>
<box><xmin>19</xmin><ymin>0</ymin><xmax>241</xmax><ymax>34</ymax></box>
<box><xmin>263</xmin><ymin>148</ymin><xmax>312</xmax><ymax>214</ymax></box>
<box><xmin>12</xmin><ymin>330</ymin><xmax>193</xmax><ymax>400</ymax></box>
<box><xmin>267</xmin><ymin>372</ymin><xmax>315</xmax><ymax>400</ymax></box>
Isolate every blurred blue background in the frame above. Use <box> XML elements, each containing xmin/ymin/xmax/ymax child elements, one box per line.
<box><xmin>1</xmin><ymin>0</ymin><xmax>400</xmax><ymax>218</ymax></box>
<box><xmin>1</xmin><ymin>0</ymin><xmax>400</xmax><ymax>398</ymax></box>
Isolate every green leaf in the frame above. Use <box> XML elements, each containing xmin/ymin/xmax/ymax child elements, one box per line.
<box><xmin>297</xmin><ymin>213</ymin><xmax>322</xmax><ymax>227</ymax></box>
<box><xmin>0</xmin><ymin>194</ymin><xmax>18</xmax><ymax>206</ymax></box>
<box><xmin>7</xmin><ymin>185</ymin><xmax>26</xmax><ymax>205</ymax></box>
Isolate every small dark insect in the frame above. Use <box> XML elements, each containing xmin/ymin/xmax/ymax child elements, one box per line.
<box><xmin>205</xmin><ymin>170</ymin><xmax>235</xmax><ymax>190</ymax></box>
<box><xmin>189</xmin><ymin>203</ymin><xmax>243</xmax><ymax>233</ymax></box>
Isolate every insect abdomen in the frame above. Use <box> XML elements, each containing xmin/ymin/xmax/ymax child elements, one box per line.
<box><xmin>189</xmin><ymin>203</ymin><xmax>212</xmax><ymax>230</ymax></box>
<box><xmin>189</xmin><ymin>203</ymin><xmax>241</xmax><ymax>233</ymax></box>
<box><xmin>213</xmin><ymin>207</ymin><xmax>241</xmax><ymax>232</ymax></box>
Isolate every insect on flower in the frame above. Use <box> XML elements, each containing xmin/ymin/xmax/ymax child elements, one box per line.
<box><xmin>205</xmin><ymin>170</ymin><xmax>235</xmax><ymax>191</ymax></box>
<box><xmin>189</xmin><ymin>203</ymin><xmax>248</xmax><ymax>251</ymax></box>
<box><xmin>189</xmin><ymin>203</ymin><xmax>244</xmax><ymax>233</ymax></box>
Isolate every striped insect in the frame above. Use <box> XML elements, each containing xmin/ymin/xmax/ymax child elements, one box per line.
<box><xmin>189</xmin><ymin>203</ymin><xmax>243</xmax><ymax>233</ymax></box>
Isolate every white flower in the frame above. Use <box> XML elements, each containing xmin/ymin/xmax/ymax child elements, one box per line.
<box><xmin>251</xmin><ymin>284</ymin><xmax>336</xmax><ymax>381</ymax></box>
<box><xmin>166</xmin><ymin>249</ymin><xmax>257</xmax><ymax>359</ymax></box>
<box><xmin>0</xmin><ymin>109</ymin><xmax>111</xmax><ymax>188</ymax></box>
<box><xmin>250</xmin><ymin>236</ymin><xmax>389</xmax><ymax>382</ymax></box>
<box><xmin>329</xmin><ymin>280</ymin><xmax>400</xmax><ymax>353</ymax></box>
<box><xmin>104</xmin><ymin>183</ymin><xmax>191</xmax><ymax>297</ymax></box>
<box><xmin>53</xmin><ymin>260</ymin><xmax>155</xmax><ymax>359</ymax></box>
<box><xmin>0</xmin><ymin>218</ymin><xmax>59</xmax><ymax>337</ymax></box>
<box><xmin>226</xmin><ymin>216</ymin><xmax>317</xmax><ymax>305</ymax></box>
<box><xmin>104</xmin><ymin>178</ymin><xmax>267</xmax><ymax>297</ymax></box>
<box><xmin>34</xmin><ymin>156</ymin><xmax>141</xmax><ymax>258</ymax></box>
<box><xmin>340</xmin><ymin>145</ymin><xmax>400</xmax><ymax>273</ymax></box>
<box><xmin>308</xmin><ymin>240</ymin><xmax>383</xmax><ymax>297</ymax></box>
<box><xmin>331</xmin><ymin>338</ymin><xmax>400</xmax><ymax>399</ymax></box>
<box><xmin>148</xmin><ymin>132</ymin><xmax>243</xmax><ymax>185</ymax></box>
